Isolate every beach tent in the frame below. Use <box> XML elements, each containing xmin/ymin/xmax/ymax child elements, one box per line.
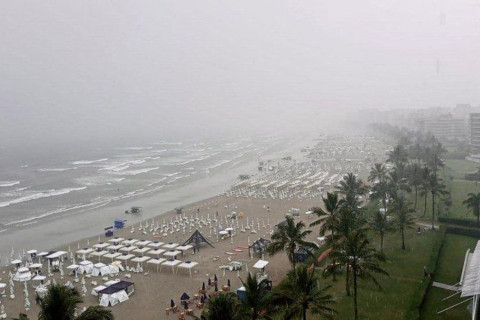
<box><xmin>91</xmin><ymin>263</ymin><xmax>110</xmax><ymax>277</ymax></box>
<box><xmin>77</xmin><ymin>260</ymin><xmax>94</xmax><ymax>274</ymax></box>
<box><xmin>294</xmin><ymin>246</ymin><xmax>316</xmax><ymax>263</ymax></box>
<box><xmin>98</xmin><ymin>281</ymin><xmax>134</xmax><ymax>307</ymax></box>
<box><xmin>250</xmin><ymin>238</ymin><xmax>271</xmax><ymax>256</ymax></box>
<box><xmin>182</xmin><ymin>230</ymin><xmax>214</xmax><ymax>252</ymax></box>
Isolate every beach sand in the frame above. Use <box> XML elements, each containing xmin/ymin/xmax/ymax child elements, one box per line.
<box><xmin>0</xmin><ymin>194</ymin><xmax>322</xmax><ymax>320</ymax></box>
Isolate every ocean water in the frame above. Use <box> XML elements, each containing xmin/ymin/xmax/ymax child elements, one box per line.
<box><xmin>0</xmin><ymin>135</ymin><xmax>293</xmax><ymax>235</ymax></box>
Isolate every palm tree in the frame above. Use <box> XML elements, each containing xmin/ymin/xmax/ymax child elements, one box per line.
<box><xmin>326</xmin><ymin>208</ymin><xmax>366</xmax><ymax>296</ymax></box>
<box><xmin>428</xmin><ymin>175</ymin><xmax>449</xmax><ymax>230</ymax></box>
<box><xmin>329</xmin><ymin>230</ymin><xmax>388</xmax><ymax>320</ymax></box>
<box><xmin>390</xmin><ymin>196</ymin><xmax>415</xmax><ymax>250</ymax></box>
<box><xmin>406</xmin><ymin>162</ymin><xmax>423</xmax><ymax>209</ymax></box>
<box><xmin>368</xmin><ymin>163</ymin><xmax>388</xmax><ymax>184</ymax></box>
<box><xmin>386</xmin><ymin>168</ymin><xmax>410</xmax><ymax>200</ymax></box>
<box><xmin>240</xmin><ymin>273</ymin><xmax>272</xmax><ymax>320</ymax></box>
<box><xmin>369</xmin><ymin>181</ymin><xmax>390</xmax><ymax>214</ymax></box>
<box><xmin>463</xmin><ymin>193</ymin><xmax>480</xmax><ymax>225</ymax></box>
<box><xmin>310</xmin><ymin>192</ymin><xmax>340</xmax><ymax>235</ymax></box>
<box><xmin>369</xmin><ymin>210</ymin><xmax>394</xmax><ymax>255</ymax></box>
<box><xmin>387</xmin><ymin>144</ymin><xmax>408</xmax><ymax>170</ymax></box>
<box><xmin>270</xmin><ymin>266</ymin><xmax>336</xmax><ymax>320</ymax></box>
<box><xmin>195</xmin><ymin>292</ymin><xmax>244</xmax><ymax>320</ymax></box>
<box><xmin>336</xmin><ymin>173</ymin><xmax>368</xmax><ymax>199</ymax></box>
<box><xmin>419</xmin><ymin>166</ymin><xmax>431</xmax><ymax>217</ymax></box>
<box><xmin>267</xmin><ymin>216</ymin><xmax>318</xmax><ymax>270</ymax></box>
<box><xmin>36</xmin><ymin>284</ymin><xmax>113</xmax><ymax>320</ymax></box>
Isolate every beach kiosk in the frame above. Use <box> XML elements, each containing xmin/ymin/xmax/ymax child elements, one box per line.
<box><xmin>253</xmin><ymin>259</ymin><xmax>269</xmax><ymax>282</ymax></box>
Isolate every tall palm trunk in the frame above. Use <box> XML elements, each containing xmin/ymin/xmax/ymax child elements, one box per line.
<box><xmin>346</xmin><ymin>264</ymin><xmax>351</xmax><ymax>296</ymax></box>
<box><xmin>331</xmin><ymin>228</ymin><xmax>337</xmax><ymax>281</ymax></box>
<box><xmin>414</xmin><ymin>186</ymin><xmax>418</xmax><ymax>210</ymax></box>
<box><xmin>302</xmin><ymin>304</ymin><xmax>307</xmax><ymax>320</ymax></box>
<box><xmin>380</xmin><ymin>232</ymin><xmax>384</xmax><ymax>255</ymax></box>
<box><xmin>423</xmin><ymin>192</ymin><xmax>427</xmax><ymax>217</ymax></box>
<box><xmin>401</xmin><ymin>227</ymin><xmax>405</xmax><ymax>250</ymax></box>
<box><xmin>353</xmin><ymin>265</ymin><xmax>358</xmax><ymax>320</ymax></box>
<box><xmin>431</xmin><ymin>192</ymin><xmax>436</xmax><ymax>230</ymax></box>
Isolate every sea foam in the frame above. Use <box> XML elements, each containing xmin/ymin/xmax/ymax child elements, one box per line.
<box><xmin>0</xmin><ymin>186</ymin><xmax>87</xmax><ymax>208</ymax></box>
<box><xmin>0</xmin><ymin>181</ymin><xmax>20</xmax><ymax>187</ymax></box>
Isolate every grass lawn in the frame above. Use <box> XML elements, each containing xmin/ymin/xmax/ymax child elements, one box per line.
<box><xmin>312</xmin><ymin>228</ymin><xmax>443</xmax><ymax>320</ymax></box>
<box><xmin>420</xmin><ymin>234</ymin><xmax>478</xmax><ymax>319</ymax></box>
<box><xmin>413</xmin><ymin>159</ymin><xmax>480</xmax><ymax>222</ymax></box>
<box><xmin>444</xmin><ymin>159</ymin><xmax>479</xmax><ymax>180</ymax></box>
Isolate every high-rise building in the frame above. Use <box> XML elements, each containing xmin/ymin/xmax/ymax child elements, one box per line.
<box><xmin>470</xmin><ymin>113</ymin><xmax>480</xmax><ymax>155</ymax></box>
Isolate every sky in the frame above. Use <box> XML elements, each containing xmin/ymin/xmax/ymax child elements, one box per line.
<box><xmin>1</xmin><ymin>0</ymin><xmax>480</xmax><ymax>148</ymax></box>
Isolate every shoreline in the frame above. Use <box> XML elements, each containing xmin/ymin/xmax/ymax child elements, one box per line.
<box><xmin>0</xmin><ymin>134</ymin><xmax>314</xmax><ymax>254</ymax></box>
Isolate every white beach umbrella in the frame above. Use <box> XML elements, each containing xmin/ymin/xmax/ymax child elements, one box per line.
<box><xmin>81</xmin><ymin>276</ymin><xmax>85</xmax><ymax>286</ymax></box>
<box><xmin>74</xmin><ymin>270</ymin><xmax>79</xmax><ymax>283</ymax></box>
<box><xmin>9</xmin><ymin>283</ymin><xmax>14</xmax><ymax>299</ymax></box>
<box><xmin>81</xmin><ymin>283</ymin><xmax>87</xmax><ymax>296</ymax></box>
<box><xmin>47</xmin><ymin>262</ymin><xmax>51</xmax><ymax>275</ymax></box>
<box><xmin>59</xmin><ymin>264</ymin><xmax>64</xmax><ymax>277</ymax></box>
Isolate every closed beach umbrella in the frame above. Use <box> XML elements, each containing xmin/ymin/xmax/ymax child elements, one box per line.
<box><xmin>227</xmin><ymin>279</ymin><xmax>231</xmax><ymax>287</ymax></box>
<box><xmin>208</xmin><ymin>278</ymin><xmax>211</xmax><ymax>286</ymax></box>
<box><xmin>214</xmin><ymin>283</ymin><xmax>218</xmax><ymax>292</ymax></box>
<box><xmin>200</xmin><ymin>295</ymin><xmax>205</xmax><ymax>303</ymax></box>
<box><xmin>170</xmin><ymin>299</ymin><xmax>175</xmax><ymax>308</ymax></box>
<box><xmin>203</xmin><ymin>293</ymin><xmax>208</xmax><ymax>301</ymax></box>
<box><xmin>214</xmin><ymin>274</ymin><xmax>218</xmax><ymax>282</ymax></box>
<box><xmin>180</xmin><ymin>293</ymin><xmax>190</xmax><ymax>301</ymax></box>
<box><xmin>24</xmin><ymin>296</ymin><xmax>30</xmax><ymax>311</ymax></box>
<box><xmin>202</xmin><ymin>282</ymin><xmax>206</xmax><ymax>291</ymax></box>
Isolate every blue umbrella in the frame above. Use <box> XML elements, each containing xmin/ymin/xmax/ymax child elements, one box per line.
<box><xmin>181</xmin><ymin>293</ymin><xmax>190</xmax><ymax>301</ymax></box>
<box><xmin>170</xmin><ymin>299</ymin><xmax>175</xmax><ymax>308</ymax></box>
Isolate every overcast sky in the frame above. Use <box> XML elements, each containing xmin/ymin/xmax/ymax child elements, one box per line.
<box><xmin>1</xmin><ymin>0</ymin><xmax>480</xmax><ymax>147</ymax></box>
